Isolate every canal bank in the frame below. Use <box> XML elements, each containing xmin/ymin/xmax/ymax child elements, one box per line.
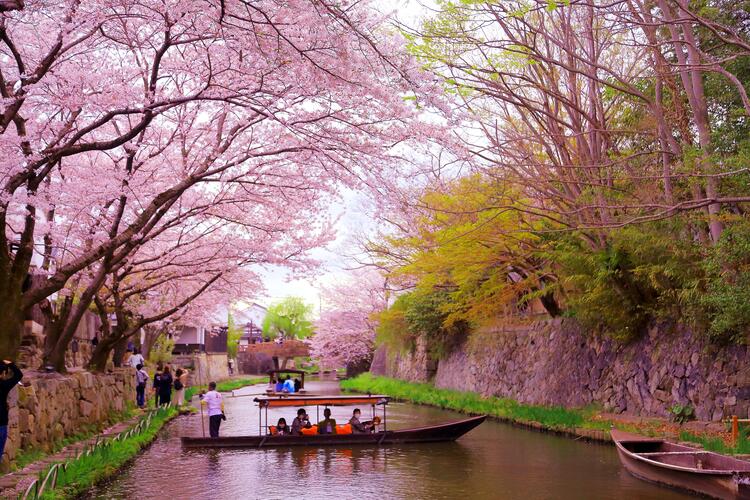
<box><xmin>342</xmin><ymin>374</ymin><xmax>739</xmax><ymax>453</ymax></box>
<box><xmin>1</xmin><ymin>377</ymin><xmax>265</xmax><ymax>499</ymax></box>
<box><xmin>1</xmin><ymin>406</ymin><xmax>179</xmax><ymax>499</ymax></box>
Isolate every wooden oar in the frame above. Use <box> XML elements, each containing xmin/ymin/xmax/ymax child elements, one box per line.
<box><xmin>200</xmin><ymin>401</ymin><xmax>206</xmax><ymax>437</ymax></box>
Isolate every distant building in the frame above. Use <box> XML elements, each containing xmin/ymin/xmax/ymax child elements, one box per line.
<box><xmin>172</xmin><ymin>303</ymin><xmax>267</xmax><ymax>355</ymax></box>
<box><xmin>232</xmin><ymin>303</ymin><xmax>268</xmax><ymax>349</ymax></box>
<box><xmin>173</xmin><ymin>323</ymin><xmax>229</xmax><ymax>354</ymax></box>
<box><xmin>172</xmin><ymin>325</ymin><xmax>208</xmax><ymax>354</ymax></box>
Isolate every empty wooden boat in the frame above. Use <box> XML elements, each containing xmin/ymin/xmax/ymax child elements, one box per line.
<box><xmin>612</xmin><ymin>429</ymin><xmax>750</xmax><ymax>499</ymax></box>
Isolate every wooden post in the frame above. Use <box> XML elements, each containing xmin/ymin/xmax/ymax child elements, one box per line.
<box><xmin>732</xmin><ymin>415</ymin><xmax>739</xmax><ymax>446</ymax></box>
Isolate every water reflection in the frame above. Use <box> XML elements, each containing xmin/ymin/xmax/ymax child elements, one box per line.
<box><xmin>87</xmin><ymin>381</ymin><xmax>692</xmax><ymax>500</ymax></box>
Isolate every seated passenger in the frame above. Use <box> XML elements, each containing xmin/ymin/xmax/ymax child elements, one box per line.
<box><xmin>291</xmin><ymin>408</ymin><xmax>312</xmax><ymax>435</ymax></box>
<box><xmin>283</xmin><ymin>375</ymin><xmax>295</xmax><ymax>393</ymax></box>
<box><xmin>317</xmin><ymin>408</ymin><xmax>337</xmax><ymax>435</ymax></box>
<box><xmin>275</xmin><ymin>378</ymin><xmax>284</xmax><ymax>392</ymax></box>
<box><xmin>293</xmin><ymin>377</ymin><xmax>301</xmax><ymax>392</ymax></box>
<box><xmin>349</xmin><ymin>408</ymin><xmax>374</xmax><ymax>434</ymax></box>
<box><xmin>276</xmin><ymin>417</ymin><xmax>291</xmax><ymax>435</ymax></box>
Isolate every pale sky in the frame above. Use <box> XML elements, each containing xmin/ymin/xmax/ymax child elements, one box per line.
<box><xmin>252</xmin><ymin>1</ymin><xmax>433</xmax><ymax>313</ymax></box>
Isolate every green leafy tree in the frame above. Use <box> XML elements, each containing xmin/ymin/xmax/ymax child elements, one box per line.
<box><xmin>376</xmin><ymin>289</ymin><xmax>469</xmax><ymax>359</ymax></box>
<box><xmin>226</xmin><ymin>313</ymin><xmax>243</xmax><ymax>358</ymax></box>
<box><xmin>699</xmin><ymin>221</ymin><xmax>750</xmax><ymax>342</ymax></box>
<box><xmin>550</xmin><ymin>224</ymin><xmax>702</xmax><ymax>341</ymax></box>
<box><xmin>148</xmin><ymin>334</ymin><xmax>175</xmax><ymax>366</ymax></box>
<box><xmin>262</xmin><ymin>296</ymin><xmax>314</xmax><ymax>340</ymax></box>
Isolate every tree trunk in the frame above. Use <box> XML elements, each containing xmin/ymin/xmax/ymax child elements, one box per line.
<box><xmin>43</xmin><ymin>320</ymin><xmax>67</xmax><ymax>372</ymax></box>
<box><xmin>88</xmin><ymin>336</ymin><xmax>117</xmax><ymax>372</ymax></box>
<box><xmin>142</xmin><ymin>325</ymin><xmax>162</xmax><ymax>360</ymax></box>
<box><xmin>539</xmin><ymin>292</ymin><xmax>561</xmax><ymax>318</ymax></box>
<box><xmin>113</xmin><ymin>337</ymin><xmax>128</xmax><ymax>367</ymax></box>
<box><xmin>0</xmin><ymin>294</ymin><xmax>24</xmax><ymax>361</ymax></box>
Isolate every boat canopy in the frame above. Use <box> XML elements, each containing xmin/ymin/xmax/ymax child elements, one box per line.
<box><xmin>267</xmin><ymin>369</ymin><xmax>306</xmax><ymax>375</ymax></box>
<box><xmin>254</xmin><ymin>395</ymin><xmax>390</xmax><ymax>408</ymax></box>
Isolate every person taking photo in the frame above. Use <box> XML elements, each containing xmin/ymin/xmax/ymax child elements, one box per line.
<box><xmin>0</xmin><ymin>360</ymin><xmax>23</xmax><ymax>460</ymax></box>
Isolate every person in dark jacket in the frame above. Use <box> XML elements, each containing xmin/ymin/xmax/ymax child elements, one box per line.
<box><xmin>159</xmin><ymin>366</ymin><xmax>173</xmax><ymax>406</ymax></box>
<box><xmin>0</xmin><ymin>360</ymin><xmax>22</xmax><ymax>460</ymax></box>
<box><xmin>291</xmin><ymin>408</ymin><xmax>311</xmax><ymax>435</ymax></box>
<box><xmin>349</xmin><ymin>408</ymin><xmax>374</xmax><ymax>434</ymax></box>
<box><xmin>153</xmin><ymin>366</ymin><xmax>162</xmax><ymax>406</ymax></box>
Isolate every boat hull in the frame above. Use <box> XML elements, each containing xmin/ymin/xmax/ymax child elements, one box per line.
<box><xmin>612</xmin><ymin>430</ymin><xmax>750</xmax><ymax>499</ymax></box>
<box><xmin>182</xmin><ymin>415</ymin><xmax>486</xmax><ymax>449</ymax></box>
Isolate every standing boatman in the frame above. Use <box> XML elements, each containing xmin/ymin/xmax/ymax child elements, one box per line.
<box><xmin>201</xmin><ymin>381</ymin><xmax>225</xmax><ymax>438</ymax></box>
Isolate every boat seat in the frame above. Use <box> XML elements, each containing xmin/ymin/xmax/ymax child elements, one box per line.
<box><xmin>300</xmin><ymin>425</ymin><xmax>318</xmax><ymax>436</ymax></box>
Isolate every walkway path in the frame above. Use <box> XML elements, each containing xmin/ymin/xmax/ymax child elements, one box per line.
<box><xmin>0</xmin><ymin>411</ymin><xmax>145</xmax><ymax>498</ymax></box>
<box><xmin>0</xmin><ymin>375</ymin><xmax>259</xmax><ymax>497</ymax></box>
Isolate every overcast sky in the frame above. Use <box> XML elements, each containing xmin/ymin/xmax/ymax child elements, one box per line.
<box><xmin>251</xmin><ymin>1</ymin><xmax>434</xmax><ymax>313</ymax></box>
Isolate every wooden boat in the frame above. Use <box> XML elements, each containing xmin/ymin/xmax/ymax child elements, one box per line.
<box><xmin>612</xmin><ymin>429</ymin><xmax>750</xmax><ymax>499</ymax></box>
<box><xmin>265</xmin><ymin>369</ymin><xmax>314</xmax><ymax>396</ymax></box>
<box><xmin>182</xmin><ymin>415</ymin><xmax>486</xmax><ymax>448</ymax></box>
<box><xmin>182</xmin><ymin>394</ymin><xmax>486</xmax><ymax>449</ymax></box>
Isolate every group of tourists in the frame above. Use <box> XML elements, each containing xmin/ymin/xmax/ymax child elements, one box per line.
<box><xmin>272</xmin><ymin>375</ymin><xmax>301</xmax><ymax>393</ymax></box>
<box><xmin>128</xmin><ymin>348</ymin><xmax>189</xmax><ymax>408</ymax></box>
<box><xmin>272</xmin><ymin>407</ymin><xmax>377</xmax><ymax>436</ymax></box>
<box><xmin>152</xmin><ymin>364</ymin><xmax>189</xmax><ymax>406</ymax></box>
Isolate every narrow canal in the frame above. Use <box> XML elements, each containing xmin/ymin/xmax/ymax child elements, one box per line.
<box><xmin>88</xmin><ymin>380</ymin><xmax>691</xmax><ymax>499</ymax></box>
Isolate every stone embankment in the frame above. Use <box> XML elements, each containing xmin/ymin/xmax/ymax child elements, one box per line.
<box><xmin>371</xmin><ymin>318</ymin><xmax>750</xmax><ymax>422</ymax></box>
<box><xmin>3</xmin><ymin>369</ymin><xmax>135</xmax><ymax>471</ymax></box>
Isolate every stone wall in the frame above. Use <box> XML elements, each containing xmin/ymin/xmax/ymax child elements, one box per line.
<box><xmin>372</xmin><ymin>318</ymin><xmax>750</xmax><ymax>422</ymax></box>
<box><xmin>18</xmin><ymin>312</ymin><xmax>102</xmax><ymax>371</ymax></box>
<box><xmin>171</xmin><ymin>353</ymin><xmax>229</xmax><ymax>386</ymax></box>
<box><xmin>237</xmin><ymin>351</ymin><xmax>275</xmax><ymax>375</ymax></box>
<box><xmin>3</xmin><ymin>369</ymin><xmax>136</xmax><ymax>471</ymax></box>
<box><xmin>370</xmin><ymin>336</ymin><xmax>436</xmax><ymax>383</ymax></box>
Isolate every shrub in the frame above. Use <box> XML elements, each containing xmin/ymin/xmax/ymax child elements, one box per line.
<box><xmin>699</xmin><ymin>221</ymin><xmax>750</xmax><ymax>342</ymax></box>
<box><xmin>552</xmin><ymin>225</ymin><xmax>701</xmax><ymax>341</ymax></box>
<box><xmin>669</xmin><ymin>403</ymin><xmax>695</xmax><ymax>425</ymax></box>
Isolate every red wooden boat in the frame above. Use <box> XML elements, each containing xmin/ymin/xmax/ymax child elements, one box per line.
<box><xmin>182</xmin><ymin>394</ymin><xmax>486</xmax><ymax>448</ymax></box>
<box><xmin>612</xmin><ymin>429</ymin><xmax>750</xmax><ymax>499</ymax></box>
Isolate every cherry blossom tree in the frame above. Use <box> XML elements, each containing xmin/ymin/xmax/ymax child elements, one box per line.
<box><xmin>309</xmin><ymin>269</ymin><xmax>387</xmax><ymax>368</ymax></box>
<box><xmin>0</xmin><ymin>0</ymin><xmax>445</xmax><ymax>361</ymax></box>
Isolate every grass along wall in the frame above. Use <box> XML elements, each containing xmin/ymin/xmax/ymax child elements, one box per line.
<box><xmin>4</xmin><ymin>369</ymin><xmax>137</xmax><ymax>472</ymax></box>
<box><xmin>371</xmin><ymin>318</ymin><xmax>750</xmax><ymax>422</ymax></box>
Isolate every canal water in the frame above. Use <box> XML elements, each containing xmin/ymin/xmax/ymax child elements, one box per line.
<box><xmin>87</xmin><ymin>380</ymin><xmax>692</xmax><ymax>499</ymax></box>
